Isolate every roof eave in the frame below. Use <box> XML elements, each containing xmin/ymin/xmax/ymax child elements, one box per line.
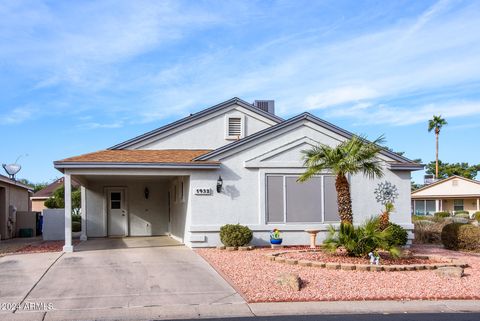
<box><xmin>387</xmin><ymin>163</ymin><xmax>424</xmax><ymax>171</ymax></box>
<box><xmin>54</xmin><ymin>161</ymin><xmax>220</xmax><ymax>171</ymax></box>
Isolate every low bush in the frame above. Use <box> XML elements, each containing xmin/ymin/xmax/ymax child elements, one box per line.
<box><xmin>219</xmin><ymin>224</ymin><xmax>253</xmax><ymax>247</ymax></box>
<box><xmin>414</xmin><ymin>219</ymin><xmax>450</xmax><ymax>244</ymax></box>
<box><xmin>324</xmin><ymin>217</ymin><xmax>399</xmax><ymax>258</ymax></box>
<box><xmin>386</xmin><ymin>223</ymin><xmax>408</xmax><ymax>247</ymax></box>
<box><xmin>441</xmin><ymin>223</ymin><xmax>480</xmax><ymax>251</ymax></box>
<box><xmin>454</xmin><ymin>213</ymin><xmax>470</xmax><ymax>219</ymax></box>
<box><xmin>72</xmin><ymin>221</ymin><xmax>81</xmax><ymax>232</ymax></box>
<box><xmin>434</xmin><ymin>211</ymin><xmax>450</xmax><ymax>218</ymax></box>
<box><xmin>454</xmin><ymin>210</ymin><xmax>469</xmax><ymax>215</ymax></box>
<box><xmin>474</xmin><ymin>211</ymin><xmax>480</xmax><ymax>222</ymax></box>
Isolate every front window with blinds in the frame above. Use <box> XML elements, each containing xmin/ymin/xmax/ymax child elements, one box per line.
<box><xmin>226</xmin><ymin>116</ymin><xmax>243</xmax><ymax>139</ymax></box>
<box><xmin>266</xmin><ymin>175</ymin><xmax>340</xmax><ymax>223</ymax></box>
<box><xmin>454</xmin><ymin>199</ymin><xmax>464</xmax><ymax>211</ymax></box>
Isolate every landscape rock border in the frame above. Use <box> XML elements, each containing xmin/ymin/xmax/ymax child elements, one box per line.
<box><xmin>265</xmin><ymin>249</ymin><xmax>468</xmax><ymax>272</ymax></box>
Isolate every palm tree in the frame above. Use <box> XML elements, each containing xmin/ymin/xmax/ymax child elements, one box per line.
<box><xmin>298</xmin><ymin>135</ymin><xmax>385</xmax><ymax>224</ymax></box>
<box><xmin>428</xmin><ymin>115</ymin><xmax>447</xmax><ymax>179</ymax></box>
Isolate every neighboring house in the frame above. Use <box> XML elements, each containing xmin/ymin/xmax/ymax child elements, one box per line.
<box><xmin>411</xmin><ymin>175</ymin><xmax>480</xmax><ymax>216</ymax></box>
<box><xmin>0</xmin><ymin>174</ymin><xmax>33</xmax><ymax>239</ymax></box>
<box><xmin>31</xmin><ymin>177</ymin><xmax>80</xmax><ymax>212</ymax></box>
<box><xmin>54</xmin><ymin>97</ymin><xmax>422</xmax><ymax>252</ymax></box>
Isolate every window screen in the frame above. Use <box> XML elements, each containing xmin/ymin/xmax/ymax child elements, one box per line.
<box><xmin>425</xmin><ymin>200</ymin><xmax>436</xmax><ymax>214</ymax></box>
<box><xmin>266</xmin><ymin>175</ymin><xmax>339</xmax><ymax>224</ymax></box>
<box><xmin>414</xmin><ymin>200</ymin><xmax>425</xmax><ymax>215</ymax></box>
<box><xmin>324</xmin><ymin>176</ymin><xmax>340</xmax><ymax>221</ymax></box>
<box><xmin>266</xmin><ymin>176</ymin><xmax>284</xmax><ymax>223</ymax></box>
<box><xmin>285</xmin><ymin>177</ymin><xmax>322</xmax><ymax>222</ymax></box>
<box><xmin>454</xmin><ymin>199</ymin><xmax>464</xmax><ymax>211</ymax></box>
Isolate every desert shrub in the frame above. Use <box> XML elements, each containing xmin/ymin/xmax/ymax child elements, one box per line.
<box><xmin>72</xmin><ymin>221</ymin><xmax>81</xmax><ymax>232</ymax></box>
<box><xmin>434</xmin><ymin>212</ymin><xmax>450</xmax><ymax>218</ymax></box>
<box><xmin>414</xmin><ymin>219</ymin><xmax>450</xmax><ymax>244</ymax></box>
<box><xmin>454</xmin><ymin>210</ymin><xmax>469</xmax><ymax>215</ymax></box>
<box><xmin>386</xmin><ymin>223</ymin><xmax>408</xmax><ymax>247</ymax></box>
<box><xmin>219</xmin><ymin>224</ymin><xmax>253</xmax><ymax>247</ymax></box>
<box><xmin>454</xmin><ymin>213</ymin><xmax>470</xmax><ymax>219</ymax></box>
<box><xmin>441</xmin><ymin>223</ymin><xmax>480</xmax><ymax>251</ymax></box>
<box><xmin>474</xmin><ymin>211</ymin><xmax>480</xmax><ymax>222</ymax></box>
<box><xmin>324</xmin><ymin>217</ymin><xmax>399</xmax><ymax>258</ymax></box>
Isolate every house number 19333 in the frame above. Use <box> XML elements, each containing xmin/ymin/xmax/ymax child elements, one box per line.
<box><xmin>195</xmin><ymin>188</ymin><xmax>212</xmax><ymax>195</ymax></box>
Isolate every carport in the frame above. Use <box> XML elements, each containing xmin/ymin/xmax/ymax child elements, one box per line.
<box><xmin>53</xmin><ymin>149</ymin><xmax>219</xmax><ymax>252</ymax></box>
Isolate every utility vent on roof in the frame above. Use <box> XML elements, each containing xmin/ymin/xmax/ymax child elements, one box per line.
<box><xmin>228</xmin><ymin>117</ymin><xmax>242</xmax><ymax>137</ymax></box>
<box><xmin>254</xmin><ymin>100</ymin><xmax>275</xmax><ymax>114</ymax></box>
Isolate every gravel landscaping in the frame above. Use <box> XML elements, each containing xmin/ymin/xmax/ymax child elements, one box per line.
<box><xmin>196</xmin><ymin>245</ymin><xmax>480</xmax><ymax>302</ymax></box>
<box><xmin>280</xmin><ymin>249</ymin><xmax>442</xmax><ymax>265</ymax></box>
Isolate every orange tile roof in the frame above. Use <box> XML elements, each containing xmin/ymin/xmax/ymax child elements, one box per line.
<box><xmin>57</xmin><ymin>149</ymin><xmax>217</xmax><ymax>164</ymax></box>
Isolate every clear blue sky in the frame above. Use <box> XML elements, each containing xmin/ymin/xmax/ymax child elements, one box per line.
<box><xmin>1</xmin><ymin>0</ymin><xmax>479</xmax><ymax>184</ymax></box>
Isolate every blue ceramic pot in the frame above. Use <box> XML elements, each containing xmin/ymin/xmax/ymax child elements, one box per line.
<box><xmin>270</xmin><ymin>238</ymin><xmax>283</xmax><ymax>245</ymax></box>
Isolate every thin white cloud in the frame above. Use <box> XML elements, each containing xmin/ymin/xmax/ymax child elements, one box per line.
<box><xmin>78</xmin><ymin>121</ymin><xmax>124</xmax><ymax>129</ymax></box>
<box><xmin>1</xmin><ymin>1</ymin><xmax>480</xmax><ymax>128</ymax></box>
<box><xmin>0</xmin><ymin>107</ymin><xmax>35</xmax><ymax>125</ymax></box>
<box><xmin>326</xmin><ymin>101</ymin><xmax>480</xmax><ymax>126</ymax></box>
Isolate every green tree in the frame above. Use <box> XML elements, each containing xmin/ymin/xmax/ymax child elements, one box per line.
<box><xmin>425</xmin><ymin>160</ymin><xmax>480</xmax><ymax>180</ymax></box>
<box><xmin>428</xmin><ymin>115</ymin><xmax>447</xmax><ymax>179</ymax></box>
<box><xmin>17</xmin><ymin>179</ymin><xmax>49</xmax><ymax>193</ymax></box>
<box><xmin>45</xmin><ymin>186</ymin><xmax>81</xmax><ymax>215</ymax></box>
<box><xmin>299</xmin><ymin>135</ymin><xmax>384</xmax><ymax>224</ymax></box>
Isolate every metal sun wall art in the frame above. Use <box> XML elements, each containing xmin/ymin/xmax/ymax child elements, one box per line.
<box><xmin>374</xmin><ymin>181</ymin><xmax>399</xmax><ymax>205</ymax></box>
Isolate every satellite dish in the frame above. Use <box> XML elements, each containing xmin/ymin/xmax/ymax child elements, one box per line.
<box><xmin>2</xmin><ymin>154</ymin><xmax>27</xmax><ymax>180</ymax></box>
<box><xmin>2</xmin><ymin>164</ymin><xmax>21</xmax><ymax>180</ymax></box>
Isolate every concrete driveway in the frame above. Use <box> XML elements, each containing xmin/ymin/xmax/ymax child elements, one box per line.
<box><xmin>0</xmin><ymin>237</ymin><xmax>244</xmax><ymax>319</ymax></box>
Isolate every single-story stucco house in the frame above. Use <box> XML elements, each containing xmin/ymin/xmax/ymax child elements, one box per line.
<box><xmin>54</xmin><ymin>97</ymin><xmax>422</xmax><ymax>252</ymax></box>
<box><xmin>411</xmin><ymin>175</ymin><xmax>480</xmax><ymax>216</ymax></box>
<box><xmin>0</xmin><ymin>174</ymin><xmax>33</xmax><ymax>239</ymax></box>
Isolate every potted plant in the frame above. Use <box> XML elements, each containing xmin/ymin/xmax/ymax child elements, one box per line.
<box><xmin>270</xmin><ymin>229</ymin><xmax>282</xmax><ymax>245</ymax></box>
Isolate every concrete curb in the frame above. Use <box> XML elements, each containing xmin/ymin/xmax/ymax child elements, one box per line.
<box><xmin>249</xmin><ymin>300</ymin><xmax>480</xmax><ymax>316</ymax></box>
<box><xmin>5</xmin><ymin>300</ymin><xmax>480</xmax><ymax>321</ymax></box>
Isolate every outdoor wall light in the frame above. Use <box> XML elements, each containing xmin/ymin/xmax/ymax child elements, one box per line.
<box><xmin>144</xmin><ymin>187</ymin><xmax>150</xmax><ymax>200</ymax></box>
<box><xmin>216</xmin><ymin>176</ymin><xmax>223</xmax><ymax>193</ymax></box>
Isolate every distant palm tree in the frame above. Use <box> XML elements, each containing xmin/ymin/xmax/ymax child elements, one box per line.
<box><xmin>299</xmin><ymin>135</ymin><xmax>385</xmax><ymax>224</ymax></box>
<box><xmin>428</xmin><ymin>115</ymin><xmax>448</xmax><ymax>179</ymax></box>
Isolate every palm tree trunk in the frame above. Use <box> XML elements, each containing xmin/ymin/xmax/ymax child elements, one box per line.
<box><xmin>435</xmin><ymin>131</ymin><xmax>439</xmax><ymax>179</ymax></box>
<box><xmin>335</xmin><ymin>174</ymin><xmax>353</xmax><ymax>224</ymax></box>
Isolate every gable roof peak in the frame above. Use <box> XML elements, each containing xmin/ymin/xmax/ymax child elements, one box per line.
<box><xmin>109</xmin><ymin>97</ymin><xmax>283</xmax><ymax>150</ymax></box>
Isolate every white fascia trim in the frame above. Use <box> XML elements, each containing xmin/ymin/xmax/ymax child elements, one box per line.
<box><xmin>54</xmin><ymin>162</ymin><xmax>220</xmax><ymax>170</ymax></box>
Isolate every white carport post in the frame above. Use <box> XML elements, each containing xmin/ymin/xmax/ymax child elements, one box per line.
<box><xmin>80</xmin><ymin>186</ymin><xmax>87</xmax><ymax>241</ymax></box>
<box><xmin>63</xmin><ymin>173</ymin><xmax>73</xmax><ymax>252</ymax></box>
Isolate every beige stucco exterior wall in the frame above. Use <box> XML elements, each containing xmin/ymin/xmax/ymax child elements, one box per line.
<box><xmin>441</xmin><ymin>198</ymin><xmax>480</xmax><ymax>212</ymax></box>
<box><xmin>0</xmin><ymin>182</ymin><xmax>31</xmax><ymax>239</ymax></box>
<box><xmin>412</xmin><ymin>177</ymin><xmax>480</xmax><ymax>198</ymax></box>
<box><xmin>31</xmin><ymin>199</ymin><xmax>47</xmax><ymax>212</ymax></box>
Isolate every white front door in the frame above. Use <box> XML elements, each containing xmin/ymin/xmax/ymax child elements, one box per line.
<box><xmin>107</xmin><ymin>189</ymin><xmax>127</xmax><ymax>236</ymax></box>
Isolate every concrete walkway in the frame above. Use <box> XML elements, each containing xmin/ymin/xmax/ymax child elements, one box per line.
<box><xmin>0</xmin><ymin>237</ymin><xmax>244</xmax><ymax>320</ymax></box>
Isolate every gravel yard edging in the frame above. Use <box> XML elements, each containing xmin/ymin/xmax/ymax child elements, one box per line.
<box><xmin>266</xmin><ymin>250</ymin><xmax>468</xmax><ymax>272</ymax></box>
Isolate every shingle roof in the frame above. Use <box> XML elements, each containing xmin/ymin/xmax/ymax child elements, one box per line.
<box><xmin>56</xmin><ymin>149</ymin><xmax>217</xmax><ymax>165</ymax></box>
<box><xmin>32</xmin><ymin>177</ymin><xmax>80</xmax><ymax>199</ymax></box>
